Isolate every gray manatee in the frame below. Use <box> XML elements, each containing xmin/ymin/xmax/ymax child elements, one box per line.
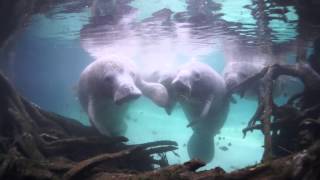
<box><xmin>78</xmin><ymin>57</ymin><xmax>169</xmax><ymax>136</ymax></box>
<box><xmin>223</xmin><ymin>61</ymin><xmax>303</xmax><ymax>100</ymax></box>
<box><xmin>171</xmin><ymin>61</ymin><xmax>229</xmax><ymax>163</ymax></box>
<box><xmin>222</xmin><ymin>40</ymin><xmax>304</xmax><ymax>100</ymax></box>
<box><xmin>223</xmin><ymin>61</ymin><xmax>265</xmax><ymax>99</ymax></box>
<box><xmin>222</xmin><ymin>40</ymin><xmax>273</xmax><ymax>99</ymax></box>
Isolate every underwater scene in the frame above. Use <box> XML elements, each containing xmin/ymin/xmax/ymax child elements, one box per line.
<box><xmin>1</xmin><ymin>0</ymin><xmax>320</xmax><ymax>179</ymax></box>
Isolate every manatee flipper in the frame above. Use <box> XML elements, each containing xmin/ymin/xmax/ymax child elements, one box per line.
<box><xmin>187</xmin><ymin>94</ymin><xmax>214</xmax><ymax>127</ymax></box>
<box><xmin>187</xmin><ymin>132</ymin><xmax>214</xmax><ymax>163</ymax></box>
<box><xmin>164</xmin><ymin>92</ymin><xmax>177</xmax><ymax>115</ymax></box>
<box><xmin>165</xmin><ymin>100</ymin><xmax>176</xmax><ymax>115</ymax></box>
<box><xmin>87</xmin><ymin>97</ymin><xmax>96</xmax><ymax>126</ymax></box>
<box><xmin>200</xmin><ymin>94</ymin><xmax>214</xmax><ymax>118</ymax></box>
<box><xmin>137</xmin><ymin>78</ymin><xmax>169</xmax><ymax>108</ymax></box>
<box><xmin>87</xmin><ymin>97</ymin><xmax>111</xmax><ymax>136</ymax></box>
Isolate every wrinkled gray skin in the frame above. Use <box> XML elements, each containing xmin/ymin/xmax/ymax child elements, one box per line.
<box><xmin>171</xmin><ymin>61</ymin><xmax>229</xmax><ymax>163</ymax></box>
<box><xmin>78</xmin><ymin>58</ymin><xmax>169</xmax><ymax>136</ymax></box>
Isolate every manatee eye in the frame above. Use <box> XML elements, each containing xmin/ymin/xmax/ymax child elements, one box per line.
<box><xmin>104</xmin><ymin>75</ymin><xmax>114</xmax><ymax>84</ymax></box>
<box><xmin>194</xmin><ymin>71</ymin><xmax>201</xmax><ymax>81</ymax></box>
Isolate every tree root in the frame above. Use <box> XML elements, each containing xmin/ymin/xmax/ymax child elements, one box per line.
<box><xmin>133</xmin><ymin>140</ymin><xmax>178</xmax><ymax>149</ymax></box>
<box><xmin>1</xmin><ymin>61</ymin><xmax>320</xmax><ymax>179</ymax></box>
<box><xmin>0</xmin><ymin>71</ymin><xmax>178</xmax><ymax>179</ymax></box>
<box><xmin>235</xmin><ymin>63</ymin><xmax>320</xmax><ymax>161</ymax></box>
<box><xmin>63</xmin><ymin>147</ymin><xmax>142</xmax><ymax>180</ymax></box>
<box><xmin>91</xmin><ymin>140</ymin><xmax>320</xmax><ymax>180</ymax></box>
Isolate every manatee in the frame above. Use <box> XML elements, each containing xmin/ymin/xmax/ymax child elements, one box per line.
<box><xmin>171</xmin><ymin>60</ymin><xmax>229</xmax><ymax>163</ymax></box>
<box><xmin>223</xmin><ymin>60</ymin><xmax>304</xmax><ymax>100</ymax></box>
<box><xmin>222</xmin><ymin>40</ymin><xmax>271</xmax><ymax>99</ymax></box>
<box><xmin>223</xmin><ymin>61</ymin><xmax>265</xmax><ymax>99</ymax></box>
<box><xmin>78</xmin><ymin>57</ymin><xmax>169</xmax><ymax>136</ymax></box>
<box><xmin>222</xmin><ymin>40</ymin><xmax>304</xmax><ymax>100</ymax></box>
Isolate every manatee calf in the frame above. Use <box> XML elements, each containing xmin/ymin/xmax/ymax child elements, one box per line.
<box><xmin>171</xmin><ymin>60</ymin><xmax>229</xmax><ymax>163</ymax></box>
<box><xmin>78</xmin><ymin>57</ymin><xmax>169</xmax><ymax>136</ymax></box>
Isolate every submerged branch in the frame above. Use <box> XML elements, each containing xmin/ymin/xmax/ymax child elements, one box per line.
<box><xmin>63</xmin><ymin>147</ymin><xmax>142</xmax><ymax>180</ymax></box>
<box><xmin>238</xmin><ymin>63</ymin><xmax>320</xmax><ymax>161</ymax></box>
<box><xmin>0</xmin><ymin>72</ymin><xmax>178</xmax><ymax>179</ymax></box>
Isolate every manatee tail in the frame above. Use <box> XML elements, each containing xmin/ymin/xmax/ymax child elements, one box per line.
<box><xmin>187</xmin><ymin>132</ymin><xmax>214</xmax><ymax>163</ymax></box>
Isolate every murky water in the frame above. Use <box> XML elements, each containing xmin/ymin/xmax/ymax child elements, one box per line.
<box><xmin>1</xmin><ymin>0</ymin><xmax>318</xmax><ymax>171</ymax></box>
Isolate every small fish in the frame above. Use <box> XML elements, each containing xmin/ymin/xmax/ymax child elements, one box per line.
<box><xmin>228</xmin><ymin>142</ymin><xmax>232</xmax><ymax>146</ymax></box>
<box><xmin>151</xmin><ymin>130</ymin><xmax>158</xmax><ymax>135</ymax></box>
<box><xmin>219</xmin><ymin>146</ymin><xmax>229</xmax><ymax>151</ymax></box>
<box><xmin>183</xmin><ymin>143</ymin><xmax>186</xmax><ymax>147</ymax></box>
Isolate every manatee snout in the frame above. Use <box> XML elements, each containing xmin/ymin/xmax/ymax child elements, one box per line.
<box><xmin>114</xmin><ymin>84</ymin><xmax>141</xmax><ymax>105</ymax></box>
<box><xmin>172</xmin><ymin>78</ymin><xmax>191</xmax><ymax>97</ymax></box>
